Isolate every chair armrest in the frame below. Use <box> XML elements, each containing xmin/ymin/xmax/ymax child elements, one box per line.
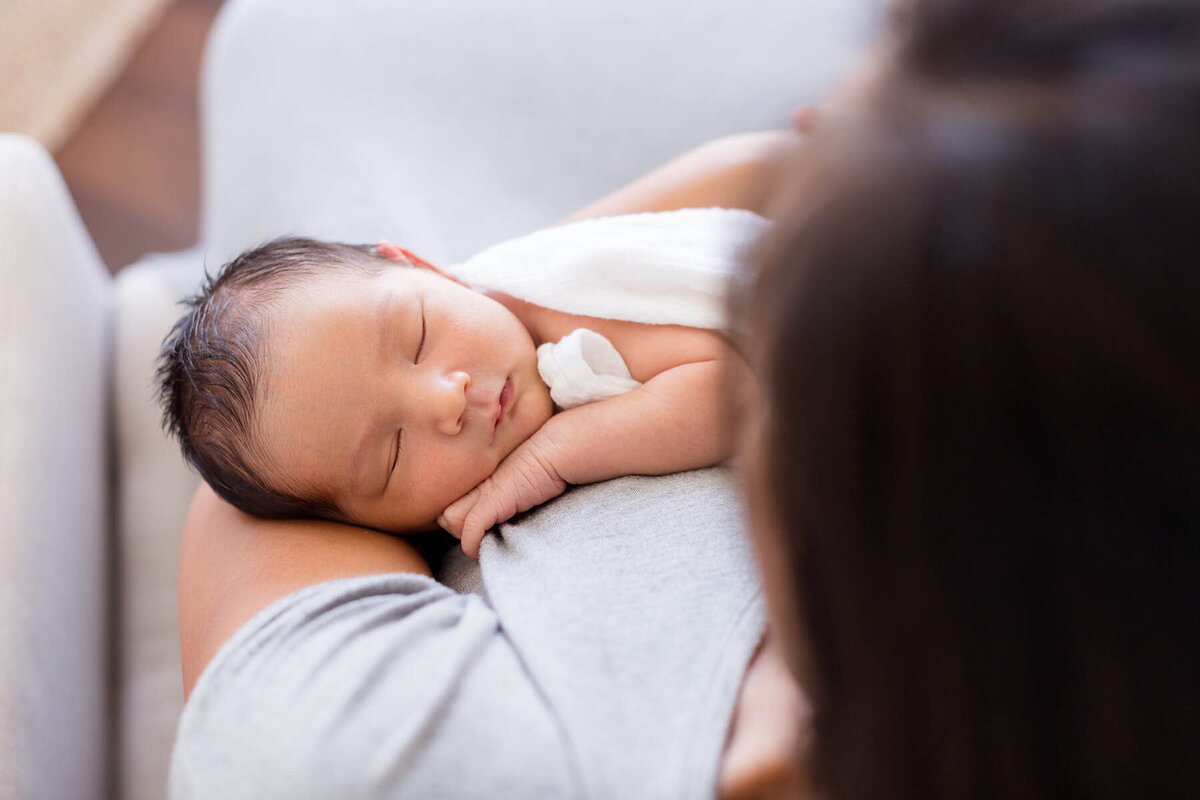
<box><xmin>0</xmin><ymin>133</ymin><xmax>111</xmax><ymax>800</ymax></box>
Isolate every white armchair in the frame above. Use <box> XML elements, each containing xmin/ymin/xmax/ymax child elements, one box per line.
<box><xmin>0</xmin><ymin>1</ymin><xmax>879</xmax><ymax>797</ymax></box>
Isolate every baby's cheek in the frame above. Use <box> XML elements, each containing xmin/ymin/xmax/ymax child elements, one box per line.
<box><xmin>513</xmin><ymin>383</ymin><xmax>554</xmax><ymax>449</ymax></box>
<box><xmin>419</xmin><ymin>448</ymin><xmax>497</xmax><ymax>507</ymax></box>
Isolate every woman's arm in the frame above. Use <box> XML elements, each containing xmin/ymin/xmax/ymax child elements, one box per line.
<box><xmin>179</xmin><ymin>130</ymin><xmax>794</xmax><ymax>691</ymax></box>
<box><xmin>557</xmin><ymin>129</ymin><xmax>804</xmax><ymax>223</ymax></box>
<box><xmin>178</xmin><ymin>484</ymin><xmax>430</xmax><ymax>697</ymax></box>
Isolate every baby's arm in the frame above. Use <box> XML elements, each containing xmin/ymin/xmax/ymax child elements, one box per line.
<box><xmin>440</xmin><ymin>342</ymin><xmax>747</xmax><ymax>558</ymax></box>
<box><xmin>441</xmin><ymin>128</ymin><xmax>797</xmax><ymax>556</ymax></box>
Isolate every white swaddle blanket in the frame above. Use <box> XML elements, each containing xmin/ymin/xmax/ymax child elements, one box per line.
<box><xmin>447</xmin><ymin>208</ymin><xmax>771</xmax><ymax>408</ymax></box>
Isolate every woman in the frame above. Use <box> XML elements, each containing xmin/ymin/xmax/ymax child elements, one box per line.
<box><xmin>168</xmin><ymin>128</ymin><xmax>811</xmax><ymax>799</ymax></box>
<box><xmin>739</xmin><ymin>2</ymin><xmax>1200</xmax><ymax>798</ymax></box>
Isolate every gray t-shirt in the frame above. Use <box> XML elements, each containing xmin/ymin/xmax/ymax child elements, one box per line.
<box><xmin>169</xmin><ymin>468</ymin><xmax>763</xmax><ymax>799</ymax></box>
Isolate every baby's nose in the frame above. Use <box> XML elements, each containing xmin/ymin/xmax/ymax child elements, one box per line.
<box><xmin>433</xmin><ymin>370</ymin><xmax>470</xmax><ymax>436</ymax></box>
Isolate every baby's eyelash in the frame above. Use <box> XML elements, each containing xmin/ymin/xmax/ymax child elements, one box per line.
<box><xmin>415</xmin><ymin>309</ymin><xmax>426</xmax><ymax>363</ymax></box>
<box><xmin>391</xmin><ymin>429</ymin><xmax>403</xmax><ymax>473</ymax></box>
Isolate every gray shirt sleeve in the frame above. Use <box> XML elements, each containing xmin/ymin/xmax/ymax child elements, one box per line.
<box><xmin>170</xmin><ymin>575</ymin><xmax>576</xmax><ymax>799</ymax></box>
<box><xmin>170</xmin><ymin>468</ymin><xmax>763</xmax><ymax>800</ymax></box>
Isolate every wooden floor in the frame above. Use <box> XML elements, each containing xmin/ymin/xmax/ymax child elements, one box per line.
<box><xmin>56</xmin><ymin>0</ymin><xmax>224</xmax><ymax>274</ymax></box>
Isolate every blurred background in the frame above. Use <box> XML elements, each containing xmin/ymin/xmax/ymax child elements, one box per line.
<box><xmin>1</xmin><ymin>0</ymin><xmax>222</xmax><ymax>273</ymax></box>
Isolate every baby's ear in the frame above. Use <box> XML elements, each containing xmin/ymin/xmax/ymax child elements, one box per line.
<box><xmin>375</xmin><ymin>241</ymin><xmax>463</xmax><ymax>284</ymax></box>
<box><xmin>375</xmin><ymin>241</ymin><xmax>407</xmax><ymax>261</ymax></box>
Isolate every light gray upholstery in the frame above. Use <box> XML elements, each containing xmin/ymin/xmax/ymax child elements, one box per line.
<box><xmin>0</xmin><ymin>135</ymin><xmax>110</xmax><ymax>800</ymax></box>
<box><xmin>0</xmin><ymin>1</ymin><xmax>881</xmax><ymax>797</ymax></box>
<box><xmin>201</xmin><ymin>0</ymin><xmax>881</xmax><ymax>265</ymax></box>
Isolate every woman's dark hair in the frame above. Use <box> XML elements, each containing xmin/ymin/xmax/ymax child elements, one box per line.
<box><xmin>156</xmin><ymin>236</ymin><xmax>390</xmax><ymax>520</ymax></box>
<box><xmin>743</xmin><ymin>2</ymin><xmax>1199</xmax><ymax>798</ymax></box>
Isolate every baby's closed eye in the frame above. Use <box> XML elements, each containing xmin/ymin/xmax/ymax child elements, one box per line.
<box><xmin>390</xmin><ymin>429</ymin><xmax>403</xmax><ymax>475</ymax></box>
<box><xmin>413</xmin><ymin>304</ymin><xmax>426</xmax><ymax>363</ymax></box>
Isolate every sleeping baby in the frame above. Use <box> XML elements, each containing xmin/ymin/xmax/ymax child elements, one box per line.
<box><xmin>157</xmin><ymin>208</ymin><xmax>767</xmax><ymax>558</ymax></box>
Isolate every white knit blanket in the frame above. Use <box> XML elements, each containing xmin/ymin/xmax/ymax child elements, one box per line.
<box><xmin>447</xmin><ymin>207</ymin><xmax>771</xmax><ymax>407</ymax></box>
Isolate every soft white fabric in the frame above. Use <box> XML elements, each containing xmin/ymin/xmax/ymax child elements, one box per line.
<box><xmin>0</xmin><ymin>134</ymin><xmax>110</xmax><ymax>800</ymax></box>
<box><xmin>537</xmin><ymin>328</ymin><xmax>642</xmax><ymax>409</ymax></box>
<box><xmin>459</xmin><ymin>207</ymin><xmax>770</xmax><ymax>408</ymax></box>
<box><xmin>447</xmin><ymin>208</ymin><xmax>771</xmax><ymax>329</ymax></box>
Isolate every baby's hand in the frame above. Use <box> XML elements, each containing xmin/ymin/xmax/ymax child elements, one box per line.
<box><xmin>438</xmin><ymin>434</ymin><xmax>567</xmax><ymax>559</ymax></box>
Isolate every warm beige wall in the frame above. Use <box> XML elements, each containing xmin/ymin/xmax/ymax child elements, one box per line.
<box><xmin>0</xmin><ymin>0</ymin><xmax>171</xmax><ymax>151</ymax></box>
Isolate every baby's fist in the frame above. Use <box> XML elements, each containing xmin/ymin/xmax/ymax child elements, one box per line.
<box><xmin>438</xmin><ymin>436</ymin><xmax>567</xmax><ymax>559</ymax></box>
<box><xmin>437</xmin><ymin>488</ymin><xmax>479</xmax><ymax>546</ymax></box>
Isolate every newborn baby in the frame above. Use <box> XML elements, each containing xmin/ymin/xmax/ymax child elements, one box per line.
<box><xmin>158</xmin><ymin>231</ymin><xmax>747</xmax><ymax>558</ymax></box>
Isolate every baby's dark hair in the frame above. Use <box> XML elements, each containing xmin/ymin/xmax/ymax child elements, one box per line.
<box><xmin>156</xmin><ymin>236</ymin><xmax>392</xmax><ymax>520</ymax></box>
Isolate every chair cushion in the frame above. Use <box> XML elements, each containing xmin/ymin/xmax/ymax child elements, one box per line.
<box><xmin>0</xmin><ymin>133</ymin><xmax>109</xmax><ymax>800</ymax></box>
<box><xmin>112</xmin><ymin>251</ymin><xmax>203</xmax><ymax>800</ymax></box>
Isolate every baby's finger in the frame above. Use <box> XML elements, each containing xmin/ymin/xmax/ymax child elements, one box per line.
<box><xmin>436</xmin><ymin>513</ymin><xmax>460</xmax><ymax>539</ymax></box>
<box><xmin>460</xmin><ymin>501</ymin><xmax>499</xmax><ymax>560</ymax></box>
<box><xmin>461</xmin><ymin>520</ymin><xmax>486</xmax><ymax>560</ymax></box>
<box><xmin>437</xmin><ymin>507</ymin><xmax>465</xmax><ymax>538</ymax></box>
<box><xmin>446</xmin><ymin>487</ymin><xmax>481</xmax><ymax>517</ymax></box>
<box><xmin>440</xmin><ymin>488</ymin><xmax>481</xmax><ymax>537</ymax></box>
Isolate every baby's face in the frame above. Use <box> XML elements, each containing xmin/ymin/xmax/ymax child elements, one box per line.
<box><xmin>254</xmin><ymin>264</ymin><xmax>553</xmax><ymax>531</ymax></box>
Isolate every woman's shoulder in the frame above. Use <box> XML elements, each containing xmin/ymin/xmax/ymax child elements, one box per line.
<box><xmin>172</xmin><ymin>572</ymin><xmax>578</xmax><ymax>799</ymax></box>
<box><xmin>177</xmin><ymin>484</ymin><xmax>434</xmax><ymax>696</ymax></box>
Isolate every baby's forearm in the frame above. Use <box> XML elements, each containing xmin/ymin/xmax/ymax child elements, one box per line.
<box><xmin>439</xmin><ymin>357</ymin><xmax>744</xmax><ymax>557</ymax></box>
<box><xmin>537</xmin><ymin>359</ymin><xmax>735</xmax><ymax>486</ymax></box>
